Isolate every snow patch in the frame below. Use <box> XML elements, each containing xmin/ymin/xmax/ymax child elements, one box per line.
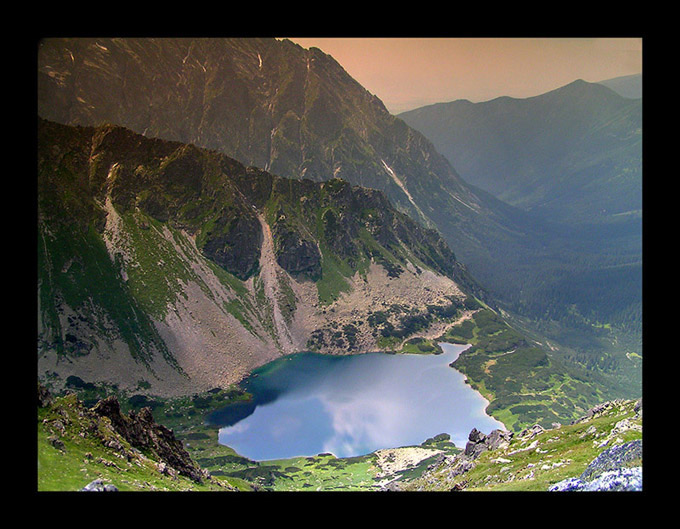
<box><xmin>380</xmin><ymin>159</ymin><xmax>427</xmax><ymax>222</ymax></box>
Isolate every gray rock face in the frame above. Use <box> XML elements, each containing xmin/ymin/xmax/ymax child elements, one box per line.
<box><xmin>81</xmin><ymin>479</ymin><xmax>118</xmax><ymax>492</ymax></box>
<box><xmin>464</xmin><ymin>428</ymin><xmax>513</xmax><ymax>460</ymax></box>
<box><xmin>485</xmin><ymin>429</ymin><xmax>514</xmax><ymax>451</ymax></box>
<box><xmin>271</xmin><ymin>216</ymin><xmax>322</xmax><ymax>280</ymax></box>
<box><xmin>580</xmin><ymin>439</ymin><xmax>642</xmax><ymax>482</ymax></box>
<box><xmin>549</xmin><ymin>467</ymin><xmax>642</xmax><ymax>492</ymax></box>
<box><xmin>519</xmin><ymin>424</ymin><xmax>545</xmax><ymax>439</ymax></box>
<box><xmin>91</xmin><ymin>396</ymin><xmax>206</xmax><ymax>483</ymax></box>
<box><xmin>549</xmin><ymin>440</ymin><xmax>643</xmax><ymax>492</ymax></box>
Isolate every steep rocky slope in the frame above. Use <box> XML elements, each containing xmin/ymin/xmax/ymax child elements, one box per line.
<box><xmin>36</xmin><ymin>38</ymin><xmax>477</xmax><ymax>221</ymax></box>
<box><xmin>36</xmin><ymin>37</ymin><xmax>545</xmax><ymax>317</ymax></box>
<box><xmin>38</xmin><ymin>119</ymin><xmax>480</xmax><ymax>397</ymax></box>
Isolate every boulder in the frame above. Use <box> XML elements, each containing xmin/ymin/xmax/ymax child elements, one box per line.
<box><xmin>519</xmin><ymin>424</ymin><xmax>545</xmax><ymax>439</ymax></box>
<box><xmin>486</xmin><ymin>429</ymin><xmax>514</xmax><ymax>451</ymax></box>
<box><xmin>464</xmin><ymin>428</ymin><xmax>513</xmax><ymax>459</ymax></box>
<box><xmin>549</xmin><ymin>467</ymin><xmax>642</xmax><ymax>492</ymax></box>
<box><xmin>81</xmin><ymin>479</ymin><xmax>118</xmax><ymax>492</ymax></box>
<box><xmin>580</xmin><ymin>439</ymin><xmax>642</xmax><ymax>482</ymax></box>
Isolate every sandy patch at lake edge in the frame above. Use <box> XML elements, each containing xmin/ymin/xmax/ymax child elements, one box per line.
<box><xmin>373</xmin><ymin>446</ymin><xmax>444</xmax><ymax>485</ymax></box>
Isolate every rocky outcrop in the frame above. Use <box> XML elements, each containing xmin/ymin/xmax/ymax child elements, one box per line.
<box><xmin>91</xmin><ymin>396</ymin><xmax>207</xmax><ymax>483</ymax></box>
<box><xmin>580</xmin><ymin>439</ymin><xmax>642</xmax><ymax>483</ymax></box>
<box><xmin>549</xmin><ymin>440</ymin><xmax>642</xmax><ymax>492</ymax></box>
<box><xmin>38</xmin><ymin>386</ymin><xmax>236</xmax><ymax>491</ymax></box>
<box><xmin>573</xmin><ymin>398</ymin><xmax>642</xmax><ymax>425</ymax></box>
<box><xmin>464</xmin><ymin>427</ymin><xmax>514</xmax><ymax>459</ymax></box>
<box><xmin>270</xmin><ymin>214</ymin><xmax>322</xmax><ymax>280</ymax></box>
<box><xmin>396</xmin><ymin>399</ymin><xmax>642</xmax><ymax>492</ymax></box>
<box><xmin>518</xmin><ymin>424</ymin><xmax>546</xmax><ymax>440</ymax></box>
<box><xmin>81</xmin><ymin>479</ymin><xmax>119</xmax><ymax>492</ymax></box>
<box><xmin>38</xmin><ymin>382</ymin><xmax>53</xmax><ymax>408</ymax></box>
<box><xmin>384</xmin><ymin>427</ymin><xmax>514</xmax><ymax>490</ymax></box>
<box><xmin>550</xmin><ymin>467</ymin><xmax>642</xmax><ymax>492</ymax></box>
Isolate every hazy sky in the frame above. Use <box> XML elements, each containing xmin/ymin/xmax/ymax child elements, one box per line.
<box><xmin>287</xmin><ymin>38</ymin><xmax>643</xmax><ymax>114</ymax></box>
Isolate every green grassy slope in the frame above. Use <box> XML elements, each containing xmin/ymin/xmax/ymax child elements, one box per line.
<box><xmin>37</xmin><ymin>391</ymin><xmax>233</xmax><ymax>492</ymax></box>
<box><xmin>37</xmin><ymin>383</ymin><xmax>641</xmax><ymax>492</ymax></box>
<box><xmin>400</xmin><ymin>399</ymin><xmax>642</xmax><ymax>492</ymax></box>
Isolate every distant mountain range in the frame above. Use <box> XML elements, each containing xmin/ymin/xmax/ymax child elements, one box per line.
<box><xmin>398</xmin><ymin>79</ymin><xmax>641</xmax><ymax>226</ymax></box>
<box><xmin>598</xmin><ymin>73</ymin><xmax>642</xmax><ymax>99</ymax></box>
<box><xmin>399</xmin><ymin>78</ymin><xmax>642</xmax><ymax>347</ymax></box>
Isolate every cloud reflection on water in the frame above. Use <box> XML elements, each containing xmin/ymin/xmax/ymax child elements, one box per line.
<box><xmin>217</xmin><ymin>344</ymin><xmax>505</xmax><ymax>460</ymax></box>
<box><xmin>320</xmin><ymin>392</ymin><xmax>411</xmax><ymax>457</ymax></box>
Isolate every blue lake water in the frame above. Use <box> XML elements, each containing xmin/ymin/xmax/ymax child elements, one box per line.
<box><xmin>208</xmin><ymin>343</ymin><xmax>506</xmax><ymax>461</ymax></box>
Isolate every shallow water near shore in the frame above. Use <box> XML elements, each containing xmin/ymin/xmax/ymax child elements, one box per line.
<box><xmin>208</xmin><ymin>343</ymin><xmax>505</xmax><ymax>461</ymax></box>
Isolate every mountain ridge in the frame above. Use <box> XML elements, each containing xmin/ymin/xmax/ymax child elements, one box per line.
<box><xmin>36</xmin><ymin>37</ymin><xmax>548</xmax><ymax>309</ymax></box>
<box><xmin>37</xmin><ymin>39</ymin><xmax>642</xmax><ymax>353</ymax></box>
<box><xmin>37</xmin><ymin>118</ymin><xmax>483</xmax><ymax>398</ymax></box>
<box><xmin>597</xmin><ymin>73</ymin><xmax>642</xmax><ymax>99</ymax></box>
<box><xmin>398</xmin><ymin>78</ymin><xmax>642</xmax><ymax>222</ymax></box>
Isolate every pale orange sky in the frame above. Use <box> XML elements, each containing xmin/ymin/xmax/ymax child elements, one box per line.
<box><xmin>286</xmin><ymin>38</ymin><xmax>643</xmax><ymax>114</ymax></box>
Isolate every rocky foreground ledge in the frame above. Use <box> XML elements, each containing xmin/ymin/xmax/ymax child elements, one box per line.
<box><xmin>38</xmin><ymin>381</ymin><xmax>642</xmax><ymax>492</ymax></box>
<box><xmin>548</xmin><ymin>439</ymin><xmax>642</xmax><ymax>491</ymax></box>
<box><xmin>38</xmin><ymin>383</ymin><xmax>233</xmax><ymax>491</ymax></box>
<box><xmin>389</xmin><ymin>398</ymin><xmax>642</xmax><ymax>492</ymax></box>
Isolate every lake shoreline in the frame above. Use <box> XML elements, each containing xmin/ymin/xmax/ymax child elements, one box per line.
<box><xmin>212</xmin><ymin>342</ymin><xmax>507</xmax><ymax>460</ymax></box>
<box><xmin>438</xmin><ymin>342</ymin><xmax>508</xmax><ymax>434</ymax></box>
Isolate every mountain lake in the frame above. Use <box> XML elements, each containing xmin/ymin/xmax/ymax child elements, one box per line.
<box><xmin>207</xmin><ymin>343</ymin><xmax>506</xmax><ymax>461</ymax></box>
